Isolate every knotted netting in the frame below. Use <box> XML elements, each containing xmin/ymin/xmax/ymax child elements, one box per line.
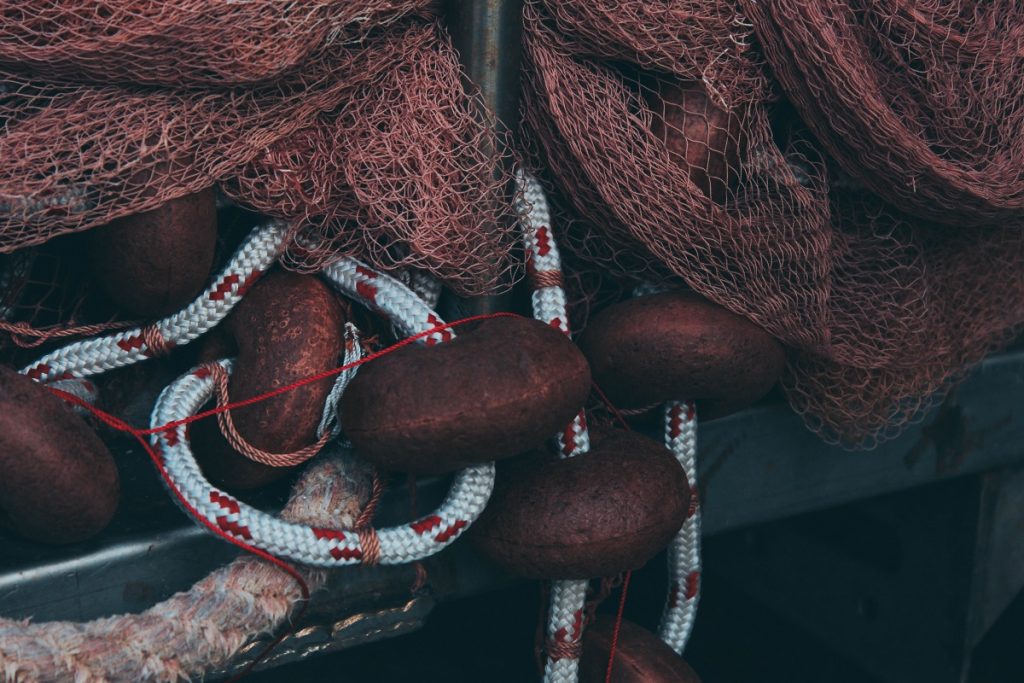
<box><xmin>740</xmin><ymin>0</ymin><xmax>1024</xmax><ymax>227</ymax></box>
<box><xmin>0</xmin><ymin>1</ymin><xmax>518</xmax><ymax>353</ymax></box>
<box><xmin>521</xmin><ymin>0</ymin><xmax>1024</xmax><ymax>445</ymax></box>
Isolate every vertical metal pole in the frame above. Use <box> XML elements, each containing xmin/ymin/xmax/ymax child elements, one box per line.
<box><xmin>440</xmin><ymin>0</ymin><xmax>523</xmax><ymax>317</ymax></box>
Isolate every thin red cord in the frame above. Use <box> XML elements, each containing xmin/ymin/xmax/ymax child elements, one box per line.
<box><xmin>604</xmin><ymin>570</ymin><xmax>632</xmax><ymax>683</ymax></box>
<box><xmin>48</xmin><ymin>312</ymin><xmax>518</xmax><ymax>437</ymax></box>
<box><xmin>590</xmin><ymin>379</ymin><xmax>636</xmax><ymax>682</ymax></box>
<box><xmin>43</xmin><ymin>311</ymin><xmax>518</xmax><ymax>680</ymax></box>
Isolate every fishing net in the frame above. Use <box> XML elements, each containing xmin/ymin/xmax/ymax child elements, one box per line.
<box><xmin>0</xmin><ymin>1</ymin><xmax>431</xmax><ymax>87</ymax></box>
<box><xmin>521</xmin><ymin>0</ymin><xmax>1024</xmax><ymax>445</ymax></box>
<box><xmin>224</xmin><ymin>23</ymin><xmax>519</xmax><ymax>292</ymax></box>
<box><xmin>0</xmin><ymin>2</ymin><xmax>517</xmax><ymax>354</ymax></box>
<box><xmin>739</xmin><ymin>0</ymin><xmax>1024</xmax><ymax>227</ymax></box>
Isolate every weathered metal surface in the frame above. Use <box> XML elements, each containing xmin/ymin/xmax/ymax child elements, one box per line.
<box><xmin>965</xmin><ymin>465</ymin><xmax>1024</xmax><ymax>651</ymax></box>
<box><xmin>707</xmin><ymin>476</ymin><xmax>982</xmax><ymax>683</ymax></box>
<box><xmin>698</xmin><ymin>352</ymin><xmax>1024</xmax><ymax>535</ymax></box>
<box><xmin>706</xmin><ymin>463</ymin><xmax>1024</xmax><ymax>683</ymax></box>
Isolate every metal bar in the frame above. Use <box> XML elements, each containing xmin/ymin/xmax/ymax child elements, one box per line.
<box><xmin>439</xmin><ymin>0</ymin><xmax>523</xmax><ymax>317</ymax></box>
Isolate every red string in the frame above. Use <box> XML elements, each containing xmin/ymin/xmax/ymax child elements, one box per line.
<box><xmin>604</xmin><ymin>570</ymin><xmax>632</xmax><ymax>683</ymax></box>
<box><xmin>589</xmin><ymin>379</ymin><xmax>636</xmax><ymax>682</ymax></box>
<box><xmin>590</xmin><ymin>381</ymin><xmax>631</xmax><ymax>431</ymax></box>
<box><xmin>49</xmin><ymin>312</ymin><xmax>518</xmax><ymax>438</ymax></box>
<box><xmin>43</xmin><ymin>311</ymin><xmax>518</xmax><ymax>680</ymax></box>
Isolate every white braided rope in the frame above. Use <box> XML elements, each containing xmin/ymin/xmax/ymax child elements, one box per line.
<box><xmin>47</xmin><ymin>377</ymin><xmax>99</xmax><ymax>408</ymax></box>
<box><xmin>0</xmin><ymin>183</ymin><xmax>91</xmax><ymax>219</ymax></box>
<box><xmin>516</xmin><ymin>170</ymin><xmax>591</xmax><ymax>683</ymax></box>
<box><xmin>658</xmin><ymin>400</ymin><xmax>701</xmax><ymax>654</ymax></box>
<box><xmin>20</xmin><ymin>221</ymin><xmax>287</xmax><ymax>384</ymax></box>
<box><xmin>321</xmin><ymin>259</ymin><xmax>452</xmax><ymax>347</ymax></box>
<box><xmin>544</xmin><ymin>579</ymin><xmax>588</xmax><ymax>683</ymax></box>
<box><xmin>629</xmin><ymin>283</ymin><xmax>704</xmax><ymax>654</ymax></box>
<box><xmin>153</xmin><ymin>258</ymin><xmax>494</xmax><ymax>567</ymax></box>
<box><xmin>399</xmin><ymin>269</ymin><xmax>444</xmax><ymax>310</ymax></box>
<box><xmin>317</xmin><ymin>322</ymin><xmax>363</xmax><ymax>440</ymax></box>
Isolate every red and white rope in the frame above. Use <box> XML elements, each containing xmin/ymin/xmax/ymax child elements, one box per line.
<box><xmin>658</xmin><ymin>400</ymin><xmax>701</xmax><ymax>654</ymax></box>
<box><xmin>17</xmin><ymin>215</ymin><xmax>491</xmax><ymax>567</ymax></box>
<box><xmin>321</xmin><ymin>259</ymin><xmax>453</xmax><ymax>347</ymax></box>
<box><xmin>517</xmin><ymin>170</ymin><xmax>590</xmax><ymax>683</ymax></box>
<box><xmin>317</xmin><ymin>322</ymin><xmax>364</xmax><ymax>440</ymax></box>
<box><xmin>20</xmin><ymin>221</ymin><xmax>286</xmax><ymax>384</ymax></box>
<box><xmin>151</xmin><ymin>256</ymin><xmax>494</xmax><ymax>567</ymax></box>
<box><xmin>631</xmin><ymin>281</ymin><xmax>704</xmax><ymax>655</ymax></box>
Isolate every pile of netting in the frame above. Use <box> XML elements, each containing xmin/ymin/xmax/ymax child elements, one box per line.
<box><xmin>0</xmin><ymin>0</ymin><xmax>518</xmax><ymax>351</ymax></box>
<box><xmin>520</xmin><ymin>0</ymin><xmax>1024</xmax><ymax>445</ymax></box>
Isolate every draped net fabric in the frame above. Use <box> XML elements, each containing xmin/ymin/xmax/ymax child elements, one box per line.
<box><xmin>0</xmin><ymin>1</ymin><xmax>518</xmax><ymax>353</ymax></box>
<box><xmin>520</xmin><ymin>0</ymin><xmax>1024</xmax><ymax>445</ymax></box>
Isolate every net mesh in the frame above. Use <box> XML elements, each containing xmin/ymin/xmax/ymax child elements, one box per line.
<box><xmin>0</xmin><ymin>1</ymin><xmax>518</xmax><ymax>353</ymax></box>
<box><xmin>740</xmin><ymin>0</ymin><xmax>1024</xmax><ymax>227</ymax></box>
<box><xmin>521</xmin><ymin>0</ymin><xmax>1024</xmax><ymax>445</ymax></box>
<box><xmin>223</xmin><ymin>22</ymin><xmax>519</xmax><ymax>293</ymax></box>
<box><xmin>0</xmin><ymin>1</ymin><xmax>432</xmax><ymax>87</ymax></box>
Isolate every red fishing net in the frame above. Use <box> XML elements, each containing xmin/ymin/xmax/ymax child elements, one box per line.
<box><xmin>224</xmin><ymin>22</ymin><xmax>518</xmax><ymax>293</ymax></box>
<box><xmin>0</xmin><ymin>1</ymin><xmax>431</xmax><ymax>87</ymax></box>
<box><xmin>740</xmin><ymin>0</ymin><xmax>1024</xmax><ymax>227</ymax></box>
<box><xmin>521</xmin><ymin>0</ymin><xmax>1024</xmax><ymax>445</ymax></box>
<box><xmin>0</xmin><ymin>2</ymin><xmax>518</xmax><ymax>352</ymax></box>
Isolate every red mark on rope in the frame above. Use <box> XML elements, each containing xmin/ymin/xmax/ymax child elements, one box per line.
<box><xmin>42</xmin><ymin>311</ymin><xmax>517</xmax><ymax>683</ymax></box>
<box><xmin>684</xmin><ymin>571</ymin><xmax>700</xmax><ymax>600</ymax></box>
<box><xmin>116</xmin><ymin>335</ymin><xmax>146</xmax><ymax>353</ymax></box>
<box><xmin>536</xmin><ymin>226</ymin><xmax>552</xmax><ymax>256</ymax></box>
<box><xmin>25</xmin><ymin>363</ymin><xmax>50</xmax><ymax>381</ymax></box>
<box><xmin>162</xmin><ymin>427</ymin><xmax>180</xmax><ymax>446</ymax></box>
<box><xmin>410</xmin><ymin>515</ymin><xmax>442</xmax><ymax>535</ymax></box>
<box><xmin>216</xmin><ymin>517</ymin><xmax>253</xmax><ymax>540</ymax></box>
<box><xmin>434</xmin><ymin>519</ymin><xmax>467</xmax><ymax>543</ymax></box>
<box><xmin>669</xmin><ymin>407</ymin><xmax>684</xmax><ymax>438</ymax></box>
<box><xmin>355</xmin><ymin>265</ymin><xmax>378</xmax><ymax>280</ymax></box>
<box><xmin>557</xmin><ymin>608</ymin><xmax>582</xmax><ymax>639</ymax></box>
<box><xmin>210</xmin><ymin>491</ymin><xmax>241</xmax><ymax>515</ymax></box>
<box><xmin>209</xmin><ymin>274</ymin><xmax>241</xmax><ymax>301</ymax></box>
<box><xmin>329</xmin><ymin>546</ymin><xmax>363</xmax><ymax>561</ymax></box>
<box><xmin>355</xmin><ymin>281</ymin><xmax>378</xmax><ymax>304</ymax></box>
<box><xmin>426</xmin><ymin>314</ymin><xmax>453</xmax><ymax>343</ymax></box>
<box><xmin>237</xmin><ymin>270</ymin><xmax>262</xmax><ymax>298</ymax></box>
<box><xmin>312</xmin><ymin>528</ymin><xmax>347</xmax><ymax>542</ymax></box>
<box><xmin>561</xmin><ymin>430</ymin><xmax>577</xmax><ymax>457</ymax></box>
